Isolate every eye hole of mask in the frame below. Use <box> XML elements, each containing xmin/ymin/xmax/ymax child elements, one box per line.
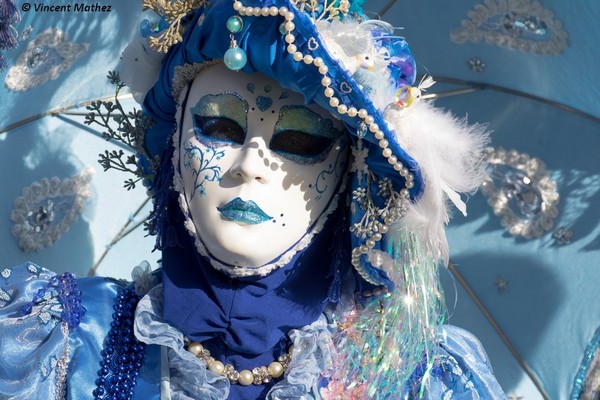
<box><xmin>194</xmin><ymin>116</ymin><xmax>245</xmax><ymax>145</ymax></box>
<box><xmin>270</xmin><ymin>130</ymin><xmax>333</xmax><ymax>164</ymax></box>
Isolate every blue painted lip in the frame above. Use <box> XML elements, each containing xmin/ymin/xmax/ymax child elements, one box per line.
<box><xmin>217</xmin><ymin>197</ymin><xmax>272</xmax><ymax>225</ymax></box>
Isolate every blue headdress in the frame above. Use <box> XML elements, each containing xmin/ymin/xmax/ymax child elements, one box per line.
<box><xmin>121</xmin><ymin>0</ymin><xmax>488</xmax><ymax>396</ymax></box>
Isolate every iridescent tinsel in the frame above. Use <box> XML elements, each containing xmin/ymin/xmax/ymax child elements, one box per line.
<box><xmin>331</xmin><ymin>229</ymin><xmax>445</xmax><ymax>398</ymax></box>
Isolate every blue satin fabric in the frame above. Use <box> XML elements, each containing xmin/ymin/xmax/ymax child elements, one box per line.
<box><xmin>0</xmin><ymin>263</ymin><xmax>506</xmax><ymax>399</ymax></box>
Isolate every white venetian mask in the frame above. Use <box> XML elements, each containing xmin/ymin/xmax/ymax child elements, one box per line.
<box><xmin>174</xmin><ymin>63</ymin><xmax>348</xmax><ymax>276</ymax></box>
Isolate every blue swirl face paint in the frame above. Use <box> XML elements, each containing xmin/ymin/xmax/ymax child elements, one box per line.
<box><xmin>218</xmin><ymin>197</ymin><xmax>273</xmax><ymax>225</ymax></box>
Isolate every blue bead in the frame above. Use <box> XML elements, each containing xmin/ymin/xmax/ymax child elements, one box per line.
<box><xmin>226</xmin><ymin>16</ymin><xmax>243</xmax><ymax>34</ymax></box>
<box><xmin>224</xmin><ymin>47</ymin><xmax>247</xmax><ymax>71</ymax></box>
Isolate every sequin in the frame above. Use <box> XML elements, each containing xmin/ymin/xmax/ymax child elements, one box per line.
<box><xmin>468</xmin><ymin>58</ymin><xmax>486</xmax><ymax>72</ymax></box>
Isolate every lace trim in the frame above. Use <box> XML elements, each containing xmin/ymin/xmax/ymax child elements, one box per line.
<box><xmin>5</xmin><ymin>27</ymin><xmax>89</xmax><ymax>91</ymax></box>
<box><xmin>450</xmin><ymin>0</ymin><xmax>568</xmax><ymax>55</ymax></box>
<box><xmin>10</xmin><ymin>167</ymin><xmax>94</xmax><ymax>252</ymax></box>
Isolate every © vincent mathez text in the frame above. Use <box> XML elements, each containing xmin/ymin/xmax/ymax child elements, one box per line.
<box><xmin>33</xmin><ymin>3</ymin><xmax>112</xmax><ymax>12</ymax></box>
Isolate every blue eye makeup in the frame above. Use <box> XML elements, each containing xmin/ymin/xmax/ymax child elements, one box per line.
<box><xmin>190</xmin><ymin>93</ymin><xmax>248</xmax><ymax>145</ymax></box>
<box><xmin>271</xmin><ymin>106</ymin><xmax>345</xmax><ymax>164</ymax></box>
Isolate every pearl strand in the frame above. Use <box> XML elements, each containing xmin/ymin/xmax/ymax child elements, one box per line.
<box><xmin>186</xmin><ymin>341</ymin><xmax>294</xmax><ymax>386</ymax></box>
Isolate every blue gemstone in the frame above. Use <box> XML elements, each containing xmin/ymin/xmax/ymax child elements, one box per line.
<box><xmin>224</xmin><ymin>47</ymin><xmax>247</xmax><ymax>71</ymax></box>
<box><xmin>226</xmin><ymin>16</ymin><xmax>243</xmax><ymax>34</ymax></box>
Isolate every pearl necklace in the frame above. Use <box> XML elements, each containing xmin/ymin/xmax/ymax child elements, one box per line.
<box><xmin>185</xmin><ymin>341</ymin><xmax>293</xmax><ymax>386</ymax></box>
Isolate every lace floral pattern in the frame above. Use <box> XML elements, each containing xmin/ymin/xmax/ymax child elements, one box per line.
<box><xmin>451</xmin><ymin>0</ymin><xmax>568</xmax><ymax>55</ymax></box>
<box><xmin>5</xmin><ymin>27</ymin><xmax>89</xmax><ymax>91</ymax></box>
<box><xmin>11</xmin><ymin>167</ymin><xmax>94</xmax><ymax>252</ymax></box>
<box><xmin>481</xmin><ymin>147</ymin><xmax>559</xmax><ymax>239</ymax></box>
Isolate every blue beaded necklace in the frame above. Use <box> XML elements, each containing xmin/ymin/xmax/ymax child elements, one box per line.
<box><xmin>93</xmin><ymin>287</ymin><xmax>146</xmax><ymax>400</ymax></box>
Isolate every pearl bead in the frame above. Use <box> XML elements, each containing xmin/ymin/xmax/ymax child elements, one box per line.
<box><xmin>352</xmin><ymin>247</ymin><xmax>361</xmax><ymax>255</ymax></box>
<box><xmin>380</xmin><ymin>225</ymin><xmax>389</xmax><ymax>233</ymax></box>
<box><xmin>303</xmin><ymin>55</ymin><xmax>314</xmax><ymax>64</ymax></box>
<box><xmin>252</xmin><ymin>7</ymin><xmax>261</xmax><ymax>16</ymax></box>
<box><xmin>387</xmin><ymin>155</ymin><xmax>397</xmax><ymax>164</ymax></box>
<box><xmin>313</xmin><ymin>57</ymin><xmax>323</xmax><ymax>67</ymax></box>
<box><xmin>369</xmin><ymin>123</ymin><xmax>379</xmax><ymax>132</ymax></box>
<box><xmin>329</xmin><ymin>97</ymin><xmax>339</xmax><ymax>107</ymax></box>
<box><xmin>382</xmin><ymin>148</ymin><xmax>392</xmax><ymax>158</ymax></box>
<box><xmin>285</xmin><ymin>11</ymin><xmax>294</xmax><ymax>20</ymax></box>
<box><xmin>358</xmin><ymin>109</ymin><xmax>368</xmax><ymax>118</ymax></box>
<box><xmin>373</xmin><ymin>233</ymin><xmax>382</xmax><ymax>241</ymax></box>
<box><xmin>318</xmin><ymin>65</ymin><xmax>328</xmax><ymax>74</ymax></box>
<box><xmin>224</xmin><ymin>47</ymin><xmax>247</xmax><ymax>71</ymax></box>
<box><xmin>365</xmin><ymin>115</ymin><xmax>374</xmax><ymax>125</ymax></box>
<box><xmin>321</xmin><ymin>76</ymin><xmax>331</xmax><ymax>86</ymax></box>
<box><xmin>279</xmin><ymin>7</ymin><xmax>288</xmax><ymax>15</ymax></box>
<box><xmin>226</xmin><ymin>16</ymin><xmax>243</xmax><ymax>34</ymax></box>
<box><xmin>209</xmin><ymin>360</ymin><xmax>225</xmax><ymax>375</ymax></box>
<box><xmin>337</xmin><ymin>104</ymin><xmax>348</xmax><ymax>114</ymax></box>
<box><xmin>293</xmin><ymin>52</ymin><xmax>303</xmax><ymax>61</ymax></box>
<box><xmin>269</xmin><ymin>6</ymin><xmax>279</xmax><ymax>16</ymax></box>
<box><xmin>261</xmin><ymin>7</ymin><xmax>270</xmax><ymax>16</ymax></box>
<box><xmin>378</xmin><ymin>139</ymin><xmax>388</xmax><ymax>148</ymax></box>
<box><xmin>374</xmin><ymin>130</ymin><xmax>384</xmax><ymax>140</ymax></box>
<box><xmin>384</xmin><ymin>217</ymin><xmax>393</xmax><ymax>225</ymax></box>
<box><xmin>285</xmin><ymin>34</ymin><xmax>295</xmax><ymax>44</ymax></box>
<box><xmin>238</xmin><ymin>370</ymin><xmax>254</xmax><ymax>386</ymax></box>
<box><xmin>400</xmin><ymin>168</ymin><xmax>409</xmax><ymax>176</ymax></box>
<box><xmin>406</xmin><ymin>180</ymin><xmax>414</xmax><ymax>189</ymax></box>
<box><xmin>233</xmin><ymin>1</ymin><xmax>242</xmax><ymax>10</ymax></box>
<box><xmin>360</xmin><ymin>245</ymin><xmax>369</xmax><ymax>254</ymax></box>
<box><xmin>394</xmin><ymin>162</ymin><xmax>403</xmax><ymax>171</ymax></box>
<box><xmin>324</xmin><ymin>87</ymin><xmax>334</xmax><ymax>97</ymax></box>
<box><xmin>366</xmin><ymin>239</ymin><xmax>375</xmax><ymax>248</ymax></box>
<box><xmin>268</xmin><ymin>362</ymin><xmax>284</xmax><ymax>378</ymax></box>
<box><xmin>400</xmin><ymin>188</ymin><xmax>409</xmax><ymax>197</ymax></box>
<box><xmin>187</xmin><ymin>342</ymin><xmax>203</xmax><ymax>356</ymax></box>
<box><xmin>287</xmin><ymin>44</ymin><xmax>297</xmax><ymax>53</ymax></box>
<box><xmin>285</xmin><ymin>21</ymin><xmax>295</xmax><ymax>31</ymax></box>
<box><xmin>347</xmin><ymin>107</ymin><xmax>357</xmax><ymax>117</ymax></box>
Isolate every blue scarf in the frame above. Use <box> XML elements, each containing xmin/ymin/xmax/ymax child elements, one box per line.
<box><xmin>161</xmin><ymin>204</ymin><xmax>345</xmax><ymax>399</ymax></box>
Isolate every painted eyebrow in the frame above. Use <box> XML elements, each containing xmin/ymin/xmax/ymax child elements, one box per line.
<box><xmin>189</xmin><ymin>92</ymin><xmax>249</xmax><ymax>130</ymax></box>
<box><xmin>274</xmin><ymin>105</ymin><xmax>344</xmax><ymax>139</ymax></box>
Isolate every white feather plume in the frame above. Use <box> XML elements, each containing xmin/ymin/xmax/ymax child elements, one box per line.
<box><xmin>384</xmin><ymin>101</ymin><xmax>489</xmax><ymax>263</ymax></box>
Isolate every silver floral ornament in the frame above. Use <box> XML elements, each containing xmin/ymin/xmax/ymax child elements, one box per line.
<box><xmin>481</xmin><ymin>147</ymin><xmax>559</xmax><ymax>239</ymax></box>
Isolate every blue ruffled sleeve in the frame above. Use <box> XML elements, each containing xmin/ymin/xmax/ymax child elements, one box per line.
<box><xmin>0</xmin><ymin>263</ymin><xmax>161</xmax><ymax>400</ymax></box>
<box><xmin>0</xmin><ymin>263</ymin><xmax>74</xmax><ymax>399</ymax></box>
<box><xmin>415</xmin><ymin>325</ymin><xmax>507</xmax><ymax>399</ymax></box>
